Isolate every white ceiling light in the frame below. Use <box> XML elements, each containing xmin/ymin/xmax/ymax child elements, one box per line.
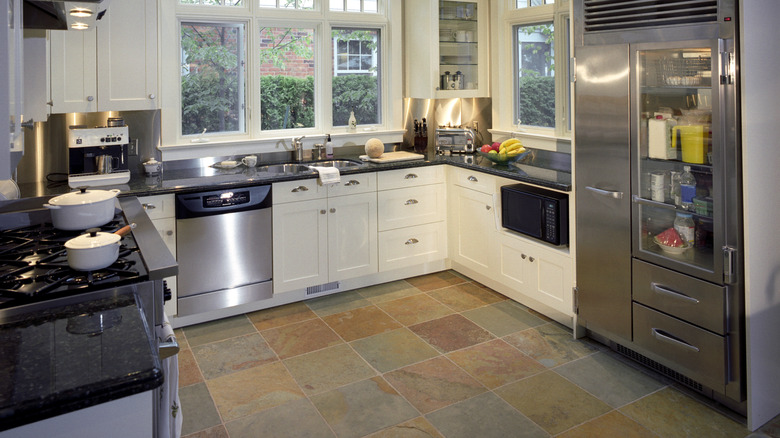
<box><xmin>69</xmin><ymin>8</ymin><xmax>94</xmax><ymax>18</ymax></box>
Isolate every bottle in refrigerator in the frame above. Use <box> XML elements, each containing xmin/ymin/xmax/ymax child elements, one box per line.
<box><xmin>680</xmin><ymin>166</ymin><xmax>696</xmax><ymax>211</ymax></box>
<box><xmin>670</xmin><ymin>170</ymin><xmax>682</xmax><ymax>206</ymax></box>
<box><xmin>674</xmin><ymin>212</ymin><xmax>695</xmax><ymax>246</ymax></box>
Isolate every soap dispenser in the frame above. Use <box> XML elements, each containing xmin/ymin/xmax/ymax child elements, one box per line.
<box><xmin>348</xmin><ymin>108</ymin><xmax>357</xmax><ymax>132</ymax></box>
<box><xmin>325</xmin><ymin>134</ymin><xmax>334</xmax><ymax>158</ymax></box>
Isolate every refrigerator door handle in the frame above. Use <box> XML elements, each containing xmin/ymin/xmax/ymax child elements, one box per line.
<box><xmin>585</xmin><ymin>186</ymin><xmax>624</xmax><ymax>199</ymax></box>
<box><xmin>723</xmin><ymin>246</ymin><xmax>737</xmax><ymax>284</ymax></box>
<box><xmin>651</xmin><ymin>328</ymin><xmax>700</xmax><ymax>353</ymax></box>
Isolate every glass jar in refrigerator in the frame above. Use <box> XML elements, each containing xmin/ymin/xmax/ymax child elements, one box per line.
<box><xmin>674</xmin><ymin>212</ymin><xmax>695</xmax><ymax>246</ymax></box>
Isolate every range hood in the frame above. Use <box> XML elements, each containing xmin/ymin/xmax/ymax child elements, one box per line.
<box><xmin>23</xmin><ymin>0</ymin><xmax>111</xmax><ymax>30</ymax></box>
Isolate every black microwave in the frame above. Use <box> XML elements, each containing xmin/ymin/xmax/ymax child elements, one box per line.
<box><xmin>501</xmin><ymin>184</ymin><xmax>569</xmax><ymax>246</ymax></box>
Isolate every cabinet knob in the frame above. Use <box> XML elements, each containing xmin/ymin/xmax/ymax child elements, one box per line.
<box><xmin>521</xmin><ymin>254</ymin><xmax>527</xmax><ymax>259</ymax></box>
<box><xmin>405</xmin><ymin>238</ymin><xmax>419</xmax><ymax>245</ymax></box>
<box><xmin>166</xmin><ymin>230</ymin><xmax>173</xmax><ymax>236</ymax></box>
<box><xmin>142</xmin><ymin>203</ymin><xmax>156</xmax><ymax>210</ymax></box>
<box><xmin>320</xmin><ymin>209</ymin><xmax>326</xmax><ymax>214</ymax></box>
<box><xmin>291</xmin><ymin>186</ymin><xmax>309</xmax><ymax>193</ymax></box>
<box><xmin>330</xmin><ymin>208</ymin><xmax>336</xmax><ymax>213</ymax></box>
<box><xmin>529</xmin><ymin>257</ymin><xmax>535</xmax><ymax>263</ymax></box>
<box><xmin>87</xmin><ymin>96</ymin><xmax>94</xmax><ymax>102</ymax></box>
<box><xmin>467</xmin><ymin>175</ymin><xmax>478</xmax><ymax>182</ymax></box>
<box><xmin>344</xmin><ymin>180</ymin><xmax>360</xmax><ymax>186</ymax></box>
<box><xmin>46</xmin><ymin>100</ymin><xmax>53</xmax><ymax>106</ymax></box>
<box><xmin>149</xmin><ymin>94</ymin><xmax>156</xmax><ymax>99</ymax></box>
<box><xmin>405</xmin><ymin>199</ymin><xmax>419</xmax><ymax>205</ymax></box>
<box><xmin>404</xmin><ymin>173</ymin><xmax>418</xmax><ymax>179</ymax></box>
<box><xmin>485</xmin><ymin>205</ymin><xmax>491</xmax><ymax>210</ymax></box>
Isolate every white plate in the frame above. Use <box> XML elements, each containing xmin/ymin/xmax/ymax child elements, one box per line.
<box><xmin>654</xmin><ymin>237</ymin><xmax>691</xmax><ymax>254</ymax></box>
<box><xmin>212</xmin><ymin>161</ymin><xmax>241</xmax><ymax>169</ymax></box>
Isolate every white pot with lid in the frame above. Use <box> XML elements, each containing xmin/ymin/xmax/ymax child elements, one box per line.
<box><xmin>43</xmin><ymin>187</ymin><xmax>120</xmax><ymax>230</ymax></box>
<box><xmin>65</xmin><ymin>224</ymin><xmax>134</xmax><ymax>271</ymax></box>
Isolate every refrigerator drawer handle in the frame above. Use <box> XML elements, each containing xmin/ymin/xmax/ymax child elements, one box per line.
<box><xmin>650</xmin><ymin>282</ymin><xmax>700</xmax><ymax>305</ymax></box>
<box><xmin>631</xmin><ymin>195</ymin><xmax>668</xmax><ymax>207</ymax></box>
<box><xmin>586</xmin><ymin>186</ymin><xmax>623</xmax><ymax>199</ymax></box>
<box><xmin>651</xmin><ymin>328</ymin><xmax>700</xmax><ymax>353</ymax></box>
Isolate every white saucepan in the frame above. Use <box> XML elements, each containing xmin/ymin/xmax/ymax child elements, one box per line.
<box><xmin>65</xmin><ymin>224</ymin><xmax>135</xmax><ymax>271</ymax></box>
<box><xmin>44</xmin><ymin>188</ymin><xmax>120</xmax><ymax>230</ymax></box>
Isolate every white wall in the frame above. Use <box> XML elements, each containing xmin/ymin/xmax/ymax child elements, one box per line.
<box><xmin>741</xmin><ymin>0</ymin><xmax>780</xmax><ymax>431</ymax></box>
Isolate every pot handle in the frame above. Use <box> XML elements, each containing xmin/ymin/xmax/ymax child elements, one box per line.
<box><xmin>42</xmin><ymin>203</ymin><xmax>61</xmax><ymax>210</ymax></box>
<box><xmin>114</xmin><ymin>223</ymin><xmax>136</xmax><ymax>237</ymax></box>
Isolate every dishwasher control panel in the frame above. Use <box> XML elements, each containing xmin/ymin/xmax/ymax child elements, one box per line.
<box><xmin>204</xmin><ymin>190</ymin><xmax>250</xmax><ymax>208</ymax></box>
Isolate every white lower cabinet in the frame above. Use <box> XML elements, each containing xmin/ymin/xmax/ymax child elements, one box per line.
<box><xmin>273</xmin><ymin>176</ymin><xmax>378</xmax><ymax>294</ymax></box>
<box><xmin>379</xmin><ymin>222</ymin><xmax>447</xmax><ymax>271</ymax></box>
<box><xmin>138</xmin><ymin>194</ymin><xmax>177</xmax><ymax>316</ymax></box>
<box><xmin>498</xmin><ymin>232</ymin><xmax>573</xmax><ymax>315</ymax></box>
<box><xmin>449</xmin><ymin>184</ymin><xmax>497</xmax><ymax>273</ymax></box>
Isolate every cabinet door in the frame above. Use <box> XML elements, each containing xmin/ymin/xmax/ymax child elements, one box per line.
<box><xmin>529</xmin><ymin>245</ymin><xmax>572</xmax><ymax>316</ymax></box>
<box><xmin>498</xmin><ymin>233</ymin><xmax>535</xmax><ymax>298</ymax></box>
<box><xmin>327</xmin><ymin>192</ymin><xmax>378</xmax><ymax>282</ymax></box>
<box><xmin>49</xmin><ymin>29</ymin><xmax>98</xmax><ymax>114</ymax></box>
<box><xmin>450</xmin><ymin>186</ymin><xmax>496</xmax><ymax>271</ymax></box>
<box><xmin>273</xmin><ymin>199</ymin><xmax>329</xmax><ymax>294</ymax></box>
<box><xmin>97</xmin><ymin>0</ymin><xmax>158</xmax><ymax>111</ymax></box>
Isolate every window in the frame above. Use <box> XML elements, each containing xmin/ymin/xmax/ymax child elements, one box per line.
<box><xmin>514</xmin><ymin>23</ymin><xmax>554</xmax><ymax>128</ymax></box>
<box><xmin>163</xmin><ymin>1</ymin><xmax>400</xmax><ymax>148</ymax></box>
<box><xmin>180</xmin><ymin>22</ymin><xmax>246</xmax><ymax>136</ymax></box>
<box><xmin>495</xmin><ymin>1</ymin><xmax>570</xmax><ymax>136</ymax></box>
<box><xmin>258</xmin><ymin>27</ymin><xmax>315</xmax><ymax>130</ymax></box>
<box><xmin>331</xmin><ymin>28</ymin><xmax>380</xmax><ymax>126</ymax></box>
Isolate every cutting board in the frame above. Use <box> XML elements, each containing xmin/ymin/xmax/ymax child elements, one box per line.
<box><xmin>359</xmin><ymin>151</ymin><xmax>425</xmax><ymax>163</ymax></box>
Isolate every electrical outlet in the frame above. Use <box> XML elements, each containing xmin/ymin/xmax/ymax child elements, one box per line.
<box><xmin>129</xmin><ymin>139</ymin><xmax>138</xmax><ymax>156</ymax></box>
<box><xmin>472</xmin><ymin>121</ymin><xmax>479</xmax><ymax>131</ymax></box>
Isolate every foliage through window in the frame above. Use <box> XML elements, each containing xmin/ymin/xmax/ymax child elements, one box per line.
<box><xmin>180</xmin><ymin>22</ymin><xmax>246</xmax><ymax>136</ymax></box>
<box><xmin>331</xmin><ymin>28</ymin><xmax>380</xmax><ymax>126</ymax></box>
<box><xmin>514</xmin><ymin>23</ymin><xmax>555</xmax><ymax>128</ymax></box>
<box><xmin>258</xmin><ymin>27</ymin><xmax>316</xmax><ymax>130</ymax></box>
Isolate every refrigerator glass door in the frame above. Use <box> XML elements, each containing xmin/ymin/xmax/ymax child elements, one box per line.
<box><xmin>632</xmin><ymin>40</ymin><xmax>725</xmax><ymax>284</ymax></box>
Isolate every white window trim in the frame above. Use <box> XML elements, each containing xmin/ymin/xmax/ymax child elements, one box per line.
<box><xmin>158</xmin><ymin>0</ymin><xmax>402</xmax><ymax>160</ymax></box>
<box><xmin>491</xmin><ymin>0</ymin><xmax>571</xmax><ymax>152</ymax></box>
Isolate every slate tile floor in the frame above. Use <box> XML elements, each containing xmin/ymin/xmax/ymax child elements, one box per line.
<box><xmin>177</xmin><ymin>271</ymin><xmax>780</xmax><ymax>438</ymax></box>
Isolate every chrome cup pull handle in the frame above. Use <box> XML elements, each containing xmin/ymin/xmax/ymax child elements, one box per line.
<box><xmin>404</xmin><ymin>173</ymin><xmax>418</xmax><ymax>179</ymax></box>
<box><xmin>467</xmin><ymin>175</ymin><xmax>478</xmax><ymax>182</ymax></box>
<box><xmin>405</xmin><ymin>238</ymin><xmax>419</xmax><ymax>245</ymax></box>
<box><xmin>405</xmin><ymin>199</ymin><xmax>419</xmax><ymax>205</ymax></box>
<box><xmin>291</xmin><ymin>186</ymin><xmax>309</xmax><ymax>193</ymax></box>
<box><xmin>344</xmin><ymin>180</ymin><xmax>360</xmax><ymax>186</ymax></box>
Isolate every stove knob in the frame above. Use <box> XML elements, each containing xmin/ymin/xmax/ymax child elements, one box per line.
<box><xmin>163</xmin><ymin>280</ymin><xmax>172</xmax><ymax>301</ymax></box>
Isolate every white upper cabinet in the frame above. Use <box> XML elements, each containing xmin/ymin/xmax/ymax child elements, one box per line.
<box><xmin>49</xmin><ymin>0</ymin><xmax>158</xmax><ymax>113</ymax></box>
<box><xmin>404</xmin><ymin>0</ymin><xmax>489</xmax><ymax>99</ymax></box>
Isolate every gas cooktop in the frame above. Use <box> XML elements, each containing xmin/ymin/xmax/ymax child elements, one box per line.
<box><xmin>0</xmin><ymin>213</ymin><xmax>149</xmax><ymax>309</ymax></box>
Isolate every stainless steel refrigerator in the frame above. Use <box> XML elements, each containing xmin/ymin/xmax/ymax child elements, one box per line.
<box><xmin>573</xmin><ymin>0</ymin><xmax>744</xmax><ymax>410</ymax></box>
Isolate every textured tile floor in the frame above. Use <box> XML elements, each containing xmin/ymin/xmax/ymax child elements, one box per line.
<box><xmin>176</xmin><ymin>271</ymin><xmax>780</xmax><ymax>438</ymax></box>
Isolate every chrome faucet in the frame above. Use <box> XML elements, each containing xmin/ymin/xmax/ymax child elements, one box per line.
<box><xmin>292</xmin><ymin>135</ymin><xmax>306</xmax><ymax>161</ymax></box>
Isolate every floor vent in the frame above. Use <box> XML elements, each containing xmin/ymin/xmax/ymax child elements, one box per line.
<box><xmin>584</xmin><ymin>0</ymin><xmax>718</xmax><ymax>33</ymax></box>
<box><xmin>615</xmin><ymin>343</ymin><xmax>704</xmax><ymax>392</ymax></box>
<box><xmin>306</xmin><ymin>281</ymin><xmax>340</xmax><ymax>296</ymax></box>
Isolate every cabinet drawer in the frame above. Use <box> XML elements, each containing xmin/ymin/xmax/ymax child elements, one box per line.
<box><xmin>327</xmin><ymin>172</ymin><xmax>376</xmax><ymax>197</ymax></box>
<box><xmin>451</xmin><ymin>167</ymin><xmax>495</xmax><ymax>194</ymax></box>
<box><xmin>377</xmin><ymin>166</ymin><xmax>444</xmax><ymax>190</ymax></box>
<box><xmin>633</xmin><ymin>303</ymin><xmax>726</xmax><ymax>392</ymax></box>
<box><xmin>139</xmin><ymin>194</ymin><xmax>175</xmax><ymax>220</ymax></box>
<box><xmin>273</xmin><ymin>179</ymin><xmax>325</xmax><ymax>204</ymax></box>
<box><xmin>379</xmin><ymin>222</ymin><xmax>447</xmax><ymax>271</ymax></box>
<box><xmin>632</xmin><ymin>259</ymin><xmax>726</xmax><ymax>334</ymax></box>
<box><xmin>377</xmin><ymin>184</ymin><xmax>444</xmax><ymax>231</ymax></box>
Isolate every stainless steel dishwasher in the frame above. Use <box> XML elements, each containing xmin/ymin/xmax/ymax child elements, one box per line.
<box><xmin>175</xmin><ymin>185</ymin><xmax>273</xmax><ymax>316</ymax></box>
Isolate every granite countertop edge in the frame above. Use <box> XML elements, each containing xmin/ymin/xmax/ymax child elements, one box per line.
<box><xmin>18</xmin><ymin>153</ymin><xmax>571</xmax><ymax>199</ymax></box>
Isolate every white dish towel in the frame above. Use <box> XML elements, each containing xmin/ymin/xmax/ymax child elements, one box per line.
<box><xmin>308</xmin><ymin>166</ymin><xmax>341</xmax><ymax>185</ymax></box>
<box><xmin>156</xmin><ymin>313</ymin><xmax>182</xmax><ymax>438</ymax></box>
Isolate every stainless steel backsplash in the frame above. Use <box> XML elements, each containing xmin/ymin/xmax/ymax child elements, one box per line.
<box><xmin>16</xmin><ymin>109</ymin><xmax>161</xmax><ymax>184</ymax></box>
<box><xmin>402</xmin><ymin>97</ymin><xmax>492</xmax><ymax>152</ymax></box>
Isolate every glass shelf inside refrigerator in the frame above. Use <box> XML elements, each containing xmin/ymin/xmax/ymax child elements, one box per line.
<box><xmin>639</xmin><ymin>202</ymin><xmax>715</xmax><ymax>272</ymax></box>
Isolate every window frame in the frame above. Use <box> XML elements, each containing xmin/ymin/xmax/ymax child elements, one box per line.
<box><xmin>159</xmin><ymin>0</ymin><xmax>402</xmax><ymax>159</ymax></box>
<box><xmin>491</xmin><ymin>0</ymin><xmax>571</xmax><ymax>149</ymax></box>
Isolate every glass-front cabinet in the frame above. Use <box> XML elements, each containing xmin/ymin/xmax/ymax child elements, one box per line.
<box><xmin>632</xmin><ymin>40</ymin><xmax>731</xmax><ymax>284</ymax></box>
<box><xmin>405</xmin><ymin>0</ymin><xmax>488</xmax><ymax>99</ymax></box>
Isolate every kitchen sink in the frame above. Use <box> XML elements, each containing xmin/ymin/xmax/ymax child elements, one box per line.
<box><xmin>256</xmin><ymin>163</ymin><xmax>312</xmax><ymax>174</ymax></box>
<box><xmin>308</xmin><ymin>159</ymin><xmax>365</xmax><ymax>168</ymax></box>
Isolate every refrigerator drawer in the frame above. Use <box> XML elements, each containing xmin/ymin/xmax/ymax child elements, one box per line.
<box><xmin>633</xmin><ymin>303</ymin><xmax>726</xmax><ymax>392</ymax></box>
<box><xmin>632</xmin><ymin>259</ymin><xmax>726</xmax><ymax>334</ymax></box>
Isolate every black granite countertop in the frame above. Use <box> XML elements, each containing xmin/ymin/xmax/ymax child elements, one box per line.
<box><xmin>17</xmin><ymin>149</ymin><xmax>570</xmax><ymax>199</ymax></box>
<box><xmin>0</xmin><ymin>292</ymin><xmax>163</xmax><ymax>432</ymax></box>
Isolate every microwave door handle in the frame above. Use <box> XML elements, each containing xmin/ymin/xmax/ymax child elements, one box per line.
<box><xmin>585</xmin><ymin>186</ymin><xmax>624</xmax><ymax>199</ymax></box>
